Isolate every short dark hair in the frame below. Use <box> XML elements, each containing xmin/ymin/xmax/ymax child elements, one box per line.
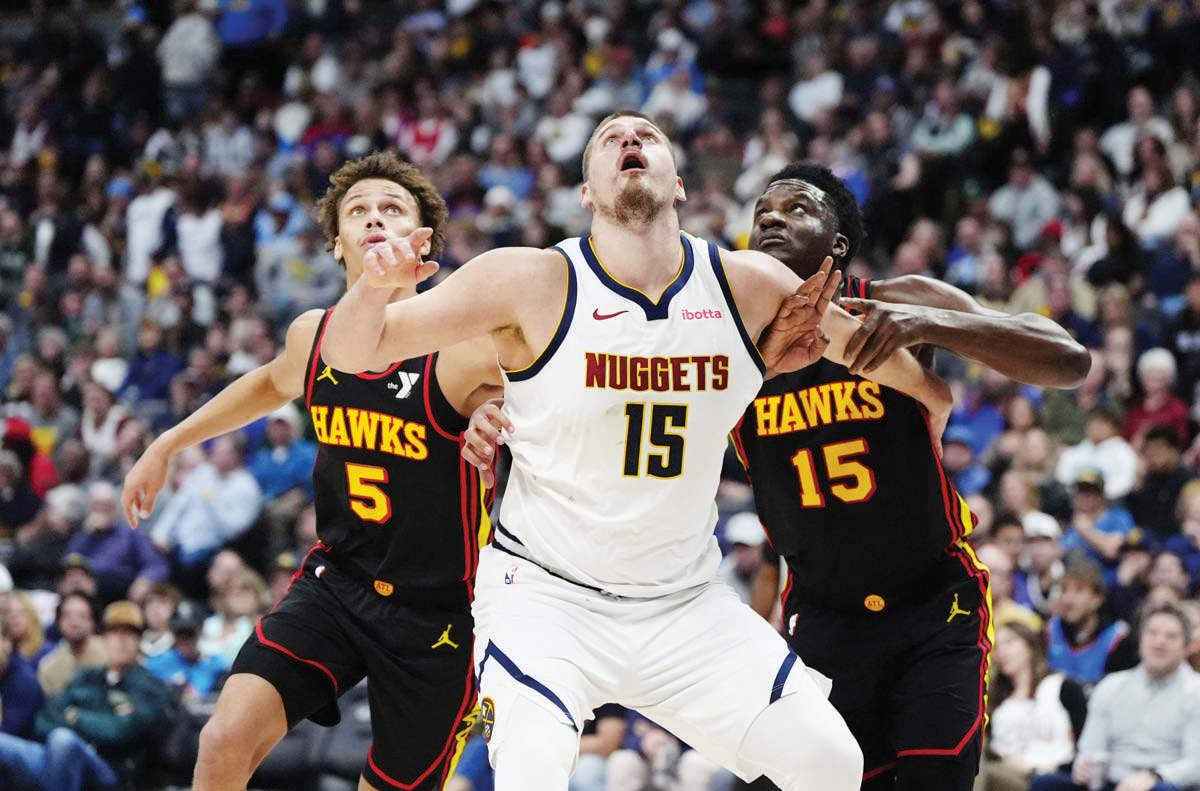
<box><xmin>1143</xmin><ymin>425</ymin><xmax>1180</xmax><ymax>450</ymax></box>
<box><xmin>1141</xmin><ymin>602</ymin><xmax>1193</xmax><ymax>643</ymax></box>
<box><xmin>581</xmin><ymin>110</ymin><xmax>673</xmax><ymax>180</ymax></box>
<box><xmin>314</xmin><ymin>151</ymin><xmax>448</xmax><ymax>263</ymax></box>
<box><xmin>765</xmin><ymin>162</ymin><xmax>864</xmax><ymax>264</ymax></box>
<box><xmin>1061</xmin><ymin>559</ymin><xmax>1106</xmax><ymax>595</ymax></box>
<box><xmin>56</xmin><ymin>591</ymin><xmax>97</xmax><ymax>625</ymax></box>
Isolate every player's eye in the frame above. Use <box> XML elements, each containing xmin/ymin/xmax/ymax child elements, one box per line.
<box><xmin>349</xmin><ymin>206</ymin><xmax>365</xmax><ymax>216</ymax></box>
<box><xmin>791</xmin><ymin>203</ymin><xmax>806</xmax><ymax>214</ymax></box>
<box><xmin>385</xmin><ymin>205</ymin><xmax>403</xmax><ymax>214</ymax></box>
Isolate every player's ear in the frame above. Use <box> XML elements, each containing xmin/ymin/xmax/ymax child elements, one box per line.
<box><xmin>580</xmin><ymin>182</ymin><xmax>593</xmax><ymax>210</ymax></box>
<box><xmin>832</xmin><ymin>232</ymin><xmax>848</xmax><ymax>260</ymax></box>
<box><xmin>675</xmin><ymin>177</ymin><xmax>686</xmax><ymax>204</ymax></box>
<box><xmin>333</xmin><ymin>236</ymin><xmax>343</xmax><ymax>262</ymax></box>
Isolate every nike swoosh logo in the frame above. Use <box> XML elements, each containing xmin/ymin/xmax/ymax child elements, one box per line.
<box><xmin>592</xmin><ymin>309</ymin><xmax>629</xmax><ymax>321</ymax></box>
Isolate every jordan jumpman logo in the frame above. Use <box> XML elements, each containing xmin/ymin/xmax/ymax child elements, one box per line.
<box><xmin>946</xmin><ymin>593</ymin><xmax>971</xmax><ymax>623</ymax></box>
<box><xmin>317</xmin><ymin>366</ymin><xmax>339</xmax><ymax>385</ymax></box>
<box><xmin>432</xmin><ymin>624</ymin><xmax>459</xmax><ymax>650</ymax></box>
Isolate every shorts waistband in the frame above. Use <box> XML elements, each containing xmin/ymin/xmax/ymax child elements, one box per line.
<box><xmin>491</xmin><ymin>527</ymin><xmax>626</xmax><ymax>600</ymax></box>
<box><xmin>788</xmin><ymin>551</ymin><xmax>973</xmax><ymax>614</ymax></box>
<box><xmin>310</xmin><ymin>546</ymin><xmax>471</xmax><ymax>607</ymax></box>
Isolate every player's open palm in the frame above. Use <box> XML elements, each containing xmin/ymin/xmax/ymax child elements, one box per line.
<box><xmin>361</xmin><ymin>226</ymin><xmax>440</xmax><ymax>290</ymax></box>
<box><xmin>122</xmin><ymin>446</ymin><xmax>169</xmax><ymax>528</ymax></box>
<box><xmin>462</xmin><ymin>398</ymin><xmax>512</xmax><ymax>488</ymax></box>
<box><xmin>759</xmin><ymin>256</ymin><xmax>841</xmax><ymax>374</ymax></box>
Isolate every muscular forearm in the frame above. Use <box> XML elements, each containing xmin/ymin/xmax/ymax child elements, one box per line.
<box><xmin>152</xmin><ymin>367</ymin><xmax>292</xmax><ymax>457</ymax></box>
<box><xmin>824</xmin><ymin>307</ymin><xmax>952</xmax><ymax>418</ymax></box>
<box><xmin>323</xmin><ymin>280</ymin><xmax>395</xmax><ymax>373</ymax></box>
<box><xmin>915</xmin><ymin>308</ymin><xmax>1090</xmax><ymax>388</ymax></box>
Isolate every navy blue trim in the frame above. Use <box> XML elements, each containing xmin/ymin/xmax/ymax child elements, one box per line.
<box><xmin>708</xmin><ymin>242</ymin><xmax>767</xmax><ymax>375</ymax></box>
<box><xmin>491</xmin><ymin>538</ymin><xmax>613</xmax><ymax>597</ymax></box>
<box><xmin>580</xmin><ymin>234</ymin><xmax>694</xmax><ymax>321</ymax></box>
<box><xmin>477</xmin><ymin>640</ymin><xmax>579</xmax><ymax>732</ymax></box>
<box><xmin>770</xmin><ymin>652</ymin><xmax>798</xmax><ymax>704</ymax></box>
<box><xmin>506</xmin><ymin>247</ymin><xmax>577</xmax><ymax>382</ymax></box>
<box><xmin>494</xmin><ymin>521</ymin><xmax>525</xmax><ymax>547</ymax></box>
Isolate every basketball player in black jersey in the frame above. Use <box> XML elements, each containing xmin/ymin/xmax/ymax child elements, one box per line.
<box><xmin>121</xmin><ymin>152</ymin><xmax>502</xmax><ymax>791</ymax></box>
<box><xmin>461</xmin><ymin>162</ymin><xmax>1090</xmax><ymax>791</ymax></box>
<box><xmin>736</xmin><ymin>162</ymin><xmax>1090</xmax><ymax>791</ymax></box>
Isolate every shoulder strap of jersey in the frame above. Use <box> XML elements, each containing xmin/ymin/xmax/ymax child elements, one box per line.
<box><xmin>424</xmin><ymin>353</ymin><xmax>469</xmax><ymax>440</ymax></box>
<box><xmin>304</xmin><ymin>308</ymin><xmax>336</xmax><ymax>409</ymax></box>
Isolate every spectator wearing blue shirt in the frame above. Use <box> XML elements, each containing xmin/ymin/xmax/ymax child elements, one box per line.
<box><xmin>115</xmin><ymin>321</ymin><xmax>184</xmax><ymax>406</ymax></box>
<box><xmin>145</xmin><ymin>602</ymin><xmax>224</xmax><ymax>700</ymax></box>
<box><xmin>1045</xmin><ymin>560</ymin><xmax>1138</xmax><ymax>687</ymax></box>
<box><xmin>0</xmin><ymin>617</ymin><xmax>44</xmax><ymax>739</ymax></box>
<box><xmin>941</xmin><ymin>426</ymin><xmax>991</xmax><ymax>497</ymax></box>
<box><xmin>254</xmin><ymin>191</ymin><xmax>308</xmax><ymax>251</ymax></box>
<box><xmin>66</xmin><ymin>482</ymin><xmax>169</xmax><ymax>605</ymax></box>
<box><xmin>1062</xmin><ymin>469</ymin><xmax>1135</xmax><ymax>586</ymax></box>
<box><xmin>249</xmin><ymin>404</ymin><xmax>316</xmax><ymax>559</ymax></box>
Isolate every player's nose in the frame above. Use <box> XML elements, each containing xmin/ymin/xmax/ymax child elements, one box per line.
<box><xmin>756</xmin><ymin>210</ymin><xmax>786</xmax><ymax>230</ymax></box>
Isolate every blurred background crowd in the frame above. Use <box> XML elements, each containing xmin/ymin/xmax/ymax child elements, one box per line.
<box><xmin>0</xmin><ymin>0</ymin><xmax>1198</xmax><ymax>789</ymax></box>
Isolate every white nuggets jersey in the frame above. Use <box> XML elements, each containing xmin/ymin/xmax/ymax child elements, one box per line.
<box><xmin>498</xmin><ymin>233</ymin><xmax>765</xmax><ymax>597</ymax></box>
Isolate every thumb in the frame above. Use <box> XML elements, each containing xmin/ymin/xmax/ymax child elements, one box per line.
<box><xmin>839</xmin><ymin>297</ymin><xmax>874</xmax><ymax>315</ymax></box>
<box><xmin>415</xmin><ymin>261</ymin><xmax>441</xmax><ymax>282</ymax></box>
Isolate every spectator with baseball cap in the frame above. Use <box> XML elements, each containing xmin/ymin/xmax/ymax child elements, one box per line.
<box><xmin>1014</xmin><ymin>510</ymin><xmax>1066</xmax><ymax>619</ymax></box>
<box><xmin>1062</xmin><ymin>469</ymin><xmax>1136</xmax><ymax>585</ymax></box>
<box><xmin>942</xmin><ymin>425</ymin><xmax>992</xmax><ymax>496</ymax></box>
<box><xmin>0</xmin><ymin>600</ymin><xmax>169</xmax><ymax>791</ymax></box>
<box><xmin>718</xmin><ymin>511</ymin><xmax>767</xmax><ymax>605</ymax></box>
<box><xmin>146</xmin><ymin>600</ymin><xmax>225</xmax><ymax>700</ymax></box>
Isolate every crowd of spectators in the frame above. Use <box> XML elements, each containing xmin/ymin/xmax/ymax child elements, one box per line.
<box><xmin>0</xmin><ymin>0</ymin><xmax>1198</xmax><ymax>789</ymax></box>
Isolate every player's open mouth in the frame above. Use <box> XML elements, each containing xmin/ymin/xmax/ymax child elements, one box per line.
<box><xmin>619</xmin><ymin>152</ymin><xmax>647</xmax><ymax>172</ymax></box>
<box><xmin>362</xmin><ymin>233</ymin><xmax>389</xmax><ymax>246</ymax></box>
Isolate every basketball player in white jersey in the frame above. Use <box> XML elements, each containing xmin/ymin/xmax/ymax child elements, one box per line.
<box><xmin>319</xmin><ymin>111</ymin><xmax>952</xmax><ymax>791</ymax></box>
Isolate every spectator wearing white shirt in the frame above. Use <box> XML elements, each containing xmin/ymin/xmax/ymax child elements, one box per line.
<box><xmin>123</xmin><ymin>173</ymin><xmax>176</xmax><ymax>285</ymax></box>
<box><xmin>157</xmin><ymin>0</ymin><xmax>221</xmax><ymax>124</ymax></box>
<box><xmin>1031</xmin><ymin>604</ymin><xmax>1200</xmax><ymax>791</ymax></box>
<box><xmin>203</xmin><ymin>110</ymin><xmax>255</xmax><ymax>179</ymax></box>
<box><xmin>1123</xmin><ymin>157</ymin><xmax>1192</xmax><ymax>248</ymax></box>
<box><xmin>641</xmin><ymin>65</ymin><xmax>707</xmax><ymax>134</ymax></box>
<box><xmin>1056</xmin><ymin>405</ymin><xmax>1139</xmax><ymax>500</ymax></box>
<box><xmin>1100</xmin><ymin>86</ymin><xmax>1175</xmax><ymax>180</ymax></box>
<box><xmin>535</xmin><ymin>91</ymin><xmax>594</xmax><ymax>167</ymax></box>
<box><xmin>788</xmin><ymin>52</ymin><xmax>843</xmax><ymax>125</ymax></box>
<box><xmin>149</xmin><ymin>434</ymin><xmax>262</xmax><ymax>576</ymax></box>
<box><xmin>989</xmin><ymin>149</ymin><xmax>1061</xmax><ymax>250</ymax></box>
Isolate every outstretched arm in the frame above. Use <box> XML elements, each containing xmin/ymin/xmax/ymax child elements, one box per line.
<box><xmin>320</xmin><ymin>233</ymin><xmax>545</xmax><ymax>373</ymax></box>
<box><xmin>122</xmin><ymin>310</ymin><xmax>321</xmax><ymax>526</ymax></box>
<box><xmin>841</xmin><ymin>275</ymin><xmax>1091</xmax><ymax>387</ymax></box>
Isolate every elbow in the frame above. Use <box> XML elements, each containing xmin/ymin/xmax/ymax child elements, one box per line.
<box><xmin>1060</xmin><ymin>343</ymin><xmax>1092</xmax><ymax>388</ymax></box>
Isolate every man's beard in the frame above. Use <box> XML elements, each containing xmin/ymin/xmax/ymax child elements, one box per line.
<box><xmin>597</xmin><ymin>179</ymin><xmax>665</xmax><ymax>227</ymax></box>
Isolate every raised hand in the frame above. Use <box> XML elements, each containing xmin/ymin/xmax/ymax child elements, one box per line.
<box><xmin>122</xmin><ymin>446</ymin><xmax>169</xmax><ymax>528</ymax></box>
<box><xmin>461</xmin><ymin>398</ymin><xmax>512</xmax><ymax>488</ymax></box>
<box><xmin>759</xmin><ymin>256</ymin><xmax>842</xmax><ymax>374</ymax></box>
<box><xmin>361</xmin><ymin>227</ymin><xmax>441</xmax><ymax>290</ymax></box>
<box><xmin>838</xmin><ymin>297</ymin><xmax>933</xmax><ymax>376</ymax></box>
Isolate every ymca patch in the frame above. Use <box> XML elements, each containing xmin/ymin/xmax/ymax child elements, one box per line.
<box><xmin>480</xmin><ymin>697</ymin><xmax>496</xmax><ymax>742</ymax></box>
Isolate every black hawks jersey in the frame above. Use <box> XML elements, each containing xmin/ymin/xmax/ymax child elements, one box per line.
<box><xmin>303</xmin><ymin>309</ymin><xmax>492</xmax><ymax>601</ymax></box>
<box><xmin>732</xmin><ymin>275</ymin><xmax>981</xmax><ymax>615</ymax></box>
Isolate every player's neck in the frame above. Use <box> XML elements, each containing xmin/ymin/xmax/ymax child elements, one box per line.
<box><xmin>590</xmin><ymin>211</ymin><xmax>682</xmax><ymax>293</ymax></box>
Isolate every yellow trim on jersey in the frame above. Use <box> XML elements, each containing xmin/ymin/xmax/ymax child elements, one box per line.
<box><xmin>503</xmin><ymin>248</ymin><xmax>572</xmax><ymax>376</ymax></box>
<box><xmin>957</xmin><ymin>494</ymin><xmax>976</xmax><ymax>540</ymax></box>
<box><xmin>587</xmin><ymin>237</ymin><xmax>685</xmax><ymax>306</ymax></box>
<box><xmin>442</xmin><ymin>704</ymin><xmax>479</xmax><ymax>788</ymax></box>
<box><xmin>477</xmin><ymin>483</ymin><xmax>493</xmax><ymax>548</ymax></box>
<box><xmin>954</xmin><ymin>538</ymin><xmax>995</xmax><ymax>727</ymax></box>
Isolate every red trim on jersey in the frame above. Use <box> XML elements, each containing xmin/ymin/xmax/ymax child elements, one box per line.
<box><xmin>424</xmin><ymin>354</ymin><xmax>460</xmax><ymax>442</ymax></box>
<box><xmin>267</xmin><ymin>541</ymin><xmax>325</xmax><ymax>612</ymax></box>
<box><xmin>355</xmin><ymin>361</ymin><xmax>405</xmax><ymax>380</ymax></box>
<box><xmin>896</xmin><ymin>543</ymin><xmax>992</xmax><ymax>758</ymax></box>
<box><xmin>921</xmin><ymin>410</ymin><xmax>967</xmax><ymax>542</ymax></box>
<box><xmin>863</xmin><ymin>762</ymin><xmax>896</xmax><ymax>781</ymax></box>
<box><xmin>365</xmin><ymin>656</ymin><xmax>477</xmax><ymax>789</ymax></box>
<box><xmin>858</xmin><ymin>278</ymin><xmax>869</xmax><ymax>299</ymax></box>
<box><xmin>729</xmin><ymin>418</ymin><xmax>752</xmax><ymax>481</ymax></box>
<box><xmin>780</xmin><ymin>568</ymin><xmax>794</xmax><ymax>614</ymax></box>
<box><xmin>459</xmin><ymin>451</ymin><xmax>474</xmax><ymax>598</ymax></box>
<box><xmin>305</xmin><ymin>310</ymin><xmax>333</xmax><ymax>409</ymax></box>
<box><xmin>255</xmin><ymin>620</ymin><xmax>339</xmax><ymax>692</ymax></box>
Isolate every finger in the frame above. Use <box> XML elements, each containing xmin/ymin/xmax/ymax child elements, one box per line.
<box><xmin>461</xmin><ymin>444</ymin><xmax>489</xmax><ymax>471</ymax></box>
<box><xmin>415</xmin><ymin>262</ymin><xmax>441</xmax><ymax>281</ymax></box>
<box><xmin>815</xmin><ymin>269</ymin><xmax>842</xmax><ymax>316</ymax></box>
<box><xmin>471</xmin><ymin>420</ymin><xmax>504</xmax><ymax>445</ymax></box>
<box><xmin>839</xmin><ymin>297</ymin><xmax>874</xmax><ymax>316</ymax></box>
<box><xmin>123</xmin><ymin>493</ymin><xmax>137</xmax><ymax>529</ymax></box>
<box><xmin>484</xmin><ymin>406</ymin><xmax>514</xmax><ymax>433</ymax></box>
<box><xmin>379</xmin><ymin>241</ymin><xmax>398</xmax><ymax>268</ymax></box>
<box><xmin>480</xmin><ymin>466</ymin><xmax>495</xmax><ymax>489</ymax></box>
<box><xmin>851</xmin><ymin>325</ymin><xmax>897</xmax><ymax>375</ymax></box>
<box><xmin>862</xmin><ymin>334</ymin><xmax>902</xmax><ymax>374</ymax></box>
<box><xmin>842</xmin><ymin>316</ymin><xmax>877</xmax><ymax>363</ymax></box>
<box><xmin>466</xmin><ymin>434</ymin><xmax>497</xmax><ymax>459</ymax></box>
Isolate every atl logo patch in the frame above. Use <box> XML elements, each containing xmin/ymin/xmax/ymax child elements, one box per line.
<box><xmin>480</xmin><ymin>697</ymin><xmax>496</xmax><ymax>742</ymax></box>
<box><xmin>374</xmin><ymin>579</ymin><xmax>394</xmax><ymax>596</ymax></box>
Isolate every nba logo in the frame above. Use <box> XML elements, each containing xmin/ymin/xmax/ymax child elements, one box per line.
<box><xmin>504</xmin><ymin>567</ymin><xmax>518</xmax><ymax>585</ymax></box>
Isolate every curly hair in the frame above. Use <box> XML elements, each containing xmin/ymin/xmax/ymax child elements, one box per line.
<box><xmin>314</xmin><ymin>151</ymin><xmax>449</xmax><ymax>264</ymax></box>
<box><xmin>765</xmin><ymin>162</ymin><xmax>865</xmax><ymax>265</ymax></box>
